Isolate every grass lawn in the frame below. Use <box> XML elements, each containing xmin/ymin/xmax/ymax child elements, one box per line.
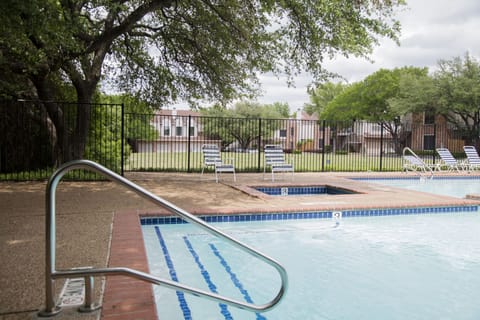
<box><xmin>125</xmin><ymin>151</ymin><xmax>413</xmax><ymax>172</ymax></box>
<box><xmin>1</xmin><ymin>151</ymin><xmax>439</xmax><ymax>180</ymax></box>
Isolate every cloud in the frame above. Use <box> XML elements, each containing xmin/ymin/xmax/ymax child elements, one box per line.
<box><xmin>256</xmin><ymin>73</ymin><xmax>312</xmax><ymax>109</ymax></box>
<box><xmin>260</xmin><ymin>0</ymin><xmax>480</xmax><ymax>110</ymax></box>
<box><xmin>177</xmin><ymin>0</ymin><xmax>480</xmax><ymax>112</ymax></box>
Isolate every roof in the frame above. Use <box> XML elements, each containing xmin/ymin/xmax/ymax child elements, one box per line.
<box><xmin>299</xmin><ymin>111</ymin><xmax>319</xmax><ymax>121</ymax></box>
<box><xmin>156</xmin><ymin>109</ymin><xmax>200</xmax><ymax>117</ymax></box>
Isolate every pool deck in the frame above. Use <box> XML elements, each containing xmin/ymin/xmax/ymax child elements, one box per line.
<box><xmin>2</xmin><ymin>171</ymin><xmax>480</xmax><ymax>319</ymax></box>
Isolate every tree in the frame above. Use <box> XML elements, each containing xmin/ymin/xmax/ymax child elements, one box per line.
<box><xmin>101</xmin><ymin>94</ymin><xmax>158</xmax><ymax>144</ymax></box>
<box><xmin>388</xmin><ymin>71</ymin><xmax>437</xmax><ymax>115</ymax></box>
<box><xmin>433</xmin><ymin>54</ymin><xmax>480</xmax><ymax>147</ymax></box>
<box><xmin>264</xmin><ymin>102</ymin><xmax>290</xmax><ymax>119</ymax></box>
<box><xmin>304</xmin><ymin>82</ymin><xmax>348</xmax><ymax>116</ymax></box>
<box><xmin>390</xmin><ymin>54</ymin><xmax>480</xmax><ymax>148</ymax></box>
<box><xmin>322</xmin><ymin>67</ymin><xmax>428</xmax><ymax>153</ymax></box>
<box><xmin>200</xmin><ymin>101</ymin><xmax>289</xmax><ymax>150</ymax></box>
<box><xmin>1</xmin><ymin>0</ymin><xmax>405</xmax><ymax>164</ymax></box>
<box><xmin>318</xmin><ymin>82</ymin><xmax>362</xmax><ymax>121</ymax></box>
<box><xmin>322</xmin><ymin>67</ymin><xmax>429</xmax><ymax>121</ymax></box>
<box><xmin>99</xmin><ymin>94</ymin><xmax>158</xmax><ymax>156</ymax></box>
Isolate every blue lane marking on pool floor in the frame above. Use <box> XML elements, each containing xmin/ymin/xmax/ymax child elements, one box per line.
<box><xmin>210</xmin><ymin>243</ymin><xmax>267</xmax><ymax>320</ymax></box>
<box><xmin>183</xmin><ymin>236</ymin><xmax>233</xmax><ymax>320</ymax></box>
<box><xmin>154</xmin><ymin>226</ymin><xmax>192</xmax><ymax>320</ymax></box>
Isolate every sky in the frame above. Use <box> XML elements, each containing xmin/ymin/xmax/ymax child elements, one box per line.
<box><xmin>255</xmin><ymin>0</ymin><xmax>480</xmax><ymax>111</ymax></box>
<box><xmin>172</xmin><ymin>0</ymin><xmax>480</xmax><ymax>112</ymax></box>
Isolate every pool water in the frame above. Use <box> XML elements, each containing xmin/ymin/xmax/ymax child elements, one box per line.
<box><xmin>362</xmin><ymin>177</ymin><xmax>480</xmax><ymax>198</ymax></box>
<box><xmin>142</xmin><ymin>213</ymin><xmax>480</xmax><ymax>320</ymax></box>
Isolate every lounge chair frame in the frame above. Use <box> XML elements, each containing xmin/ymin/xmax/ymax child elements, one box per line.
<box><xmin>201</xmin><ymin>144</ymin><xmax>236</xmax><ymax>183</ymax></box>
<box><xmin>402</xmin><ymin>147</ymin><xmax>435</xmax><ymax>176</ymax></box>
<box><xmin>263</xmin><ymin>145</ymin><xmax>294</xmax><ymax>181</ymax></box>
<box><xmin>463</xmin><ymin>145</ymin><xmax>480</xmax><ymax>171</ymax></box>
<box><xmin>436</xmin><ymin>147</ymin><xmax>466</xmax><ymax>172</ymax></box>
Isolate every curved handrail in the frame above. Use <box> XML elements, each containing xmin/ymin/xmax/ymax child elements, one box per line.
<box><xmin>402</xmin><ymin>147</ymin><xmax>434</xmax><ymax>177</ymax></box>
<box><xmin>402</xmin><ymin>146</ymin><xmax>419</xmax><ymax>158</ymax></box>
<box><xmin>40</xmin><ymin>160</ymin><xmax>287</xmax><ymax>316</ymax></box>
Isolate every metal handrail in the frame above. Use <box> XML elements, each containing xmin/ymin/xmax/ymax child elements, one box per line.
<box><xmin>402</xmin><ymin>147</ymin><xmax>434</xmax><ymax>177</ymax></box>
<box><xmin>39</xmin><ymin>160</ymin><xmax>288</xmax><ymax>316</ymax></box>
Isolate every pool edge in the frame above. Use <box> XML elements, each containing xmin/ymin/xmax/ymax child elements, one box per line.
<box><xmin>101</xmin><ymin>211</ymin><xmax>158</xmax><ymax>320</ymax></box>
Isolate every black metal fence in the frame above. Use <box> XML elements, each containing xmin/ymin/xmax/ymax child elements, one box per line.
<box><xmin>125</xmin><ymin>114</ymin><xmax>465</xmax><ymax>173</ymax></box>
<box><xmin>0</xmin><ymin>100</ymin><xmax>123</xmax><ymax>180</ymax></box>
<box><xmin>0</xmin><ymin>101</ymin><xmax>469</xmax><ymax>180</ymax></box>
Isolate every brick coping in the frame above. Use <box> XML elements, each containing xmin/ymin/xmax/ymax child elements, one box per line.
<box><xmin>101</xmin><ymin>211</ymin><xmax>158</xmax><ymax>320</ymax></box>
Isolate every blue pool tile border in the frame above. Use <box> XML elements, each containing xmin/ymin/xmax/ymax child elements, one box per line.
<box><xmin>254</xmin><ymin>186</ymin><xmax>355</xmax><ymax>196</ymax></box>
<box><xmin>352</xmin><ymin>176</ymin><xmax>480</xmax><ymax>181</ymax></box>
<box><xmin>255</xmin><ymin>186</ymin><xmax>328</xmax><ymax>196</ymax></box>
<box><xmin>140</xmin><ymin>205</ymin><xmax>478</xmax><ymax>225</ymax></box>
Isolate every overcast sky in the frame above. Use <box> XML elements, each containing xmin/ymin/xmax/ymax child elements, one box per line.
<box><xmin>256</xmin><ymin>0</ymin><xmax>480</xmax><ymax>111</ymax></box>
<box><xmin>171</xmin><ymin>0</ymin><xmax>480</xmax><ymax>111</ymax></box>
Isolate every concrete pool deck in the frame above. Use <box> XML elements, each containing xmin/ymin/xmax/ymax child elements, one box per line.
<box><xmin>1</xmin><ymin>171</ymin><xmax>480</xmax><ymax>319</ymax></box>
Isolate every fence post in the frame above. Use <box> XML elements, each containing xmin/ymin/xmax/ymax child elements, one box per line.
<box><xmin>321</xmin><ymin>120</ymin><xmax>326</xmax><ymax>172</ymax></box>
<box><xmin>433</xmin><ymin>123</ymin><xmax>437</xmax><ymax>165</ymax></box>
<box><xmin>121</xmin><ymin>103</ymin><xmax>124</xmax><ymax>176</ymax></box>
<box><xmin>257</xmin><ymin>118</ymin><xmax>262</xmax><ymax>172</ymax></box>
<box><xmin>187</xmin><ymin>115</ymin><xmax>191</xmax><ymax>172</ymax></box>
<box><xmin>379</xmin><ymin>122</ymin><xmax>384</xmax><ymax>171</ymax></box>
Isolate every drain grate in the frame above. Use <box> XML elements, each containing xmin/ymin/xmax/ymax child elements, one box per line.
<box><xmin>59</xmin><ymin>278</ymin><xmax>84</xmax><ymax>306</ymax></box>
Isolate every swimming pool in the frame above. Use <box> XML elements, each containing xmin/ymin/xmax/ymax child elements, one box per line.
<box><xmin>142</xmin><ymin>212</ymin><xmax>480</xmax><ymax>319</ymax></box>
<box><xmin>254</xmin><ymin>185</ymin><xmax>357</xmax><ymax>196</ymax></box>
<box><xmin>358</xmin><ymin>177</ymin><xmax>480</xmax><ymax>198</ymax></box>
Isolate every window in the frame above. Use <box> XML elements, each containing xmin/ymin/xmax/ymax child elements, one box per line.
<box><xmin>279</xmin><ymin>129</ymin><xmax>287</xmax><ymax>138</ymax></box>
<box><xmin>318</xmin><ymin>139</ymin><xmax>324</xmax><ymax>148</ymax></box>
<box><xmin>189</xmin><ymin>126</ymin><xmax>195</xmax><ymax>136</ymax></box>
<box><xmin>176</xmin><ymin>126</ymin><xmax>183</xmax><ymax>136</ymax></box>
<box><xmin>424</xmin><ymin>135</ymin><xmax>435</xmax><ymax>150</ymax></box>
<box><xmin>424</xmin><ymin>112</ymin><xmax>435</xmax><ymax>125</ymax></box>
<box><xmin>162</xmin><ymin>119</ymin><xmax>171</xmax><ymax>136</ymax></box>
<box><xmin>372</xmin><ymin>123</ymin><xmax>382</xmax><ymax>132</ymax></box>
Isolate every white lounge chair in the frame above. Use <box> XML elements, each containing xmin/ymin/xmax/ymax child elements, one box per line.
<box><xmin>436</xmin><ymin>148</ymin><xmax>465</xmax><ymax>172</ymax></box>
<box><xmin>263</xmin><ymin>145</ymin><xmax>294</xmax><ymax>181</ymax></box>
<box><xmin>463</xmin><ymin>146</ymin><xmax>480</xmax><ymax>171</ymax></box>
<box><xmin>201</xmin><ymin>144</ymin><xmax>236</xmax><ymax>183</ymax></box>
<box><xmin>402</xmin><ymin>147</ymin><xmax>435</xmax><ymax>175</ymax></box>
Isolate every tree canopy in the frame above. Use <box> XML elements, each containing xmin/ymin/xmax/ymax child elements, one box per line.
<box><xmin>0</xmin><ymin>0</ymin><xmax>405</xmax><ymax>162</ymax></box>
<box><xmin>391</xmin><ymin>53</ymin><xmax>480</xmax><ymax>147</ymax></box>
<box><xmin>200</xmin><ymin>101</ymin><xmax>289</xmax><ymax>150</ymax></box>
<box><xmin>321</xmin><ymin>67</ymin><xmax>428</xmax><ymax>122</ymax></box>
<box><xmin>434</xmin><ymin>54</ymin><xmax>480</xmax><ymax>139</ymax></box>
<box><xmin>304</xmin><ymin>81</ymin><xmax>347</xmax><ymax>116</ymax></box>
<box><xmin>1</xmin><ymin>0</ymin><xmax>405</xmax><ymax>104</ymax></box>
<box><xmin>315</xmin><ymin>67</ymin><xmax>427</xmax><ymax>153</ymax></box>
<box><xmin>314</xmin><ymin>54</ymin><xmax>480</xmax><ymax>150</ymax></box>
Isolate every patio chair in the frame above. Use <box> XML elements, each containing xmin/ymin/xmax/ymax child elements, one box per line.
<box><xmin>436</xmin><ymin>148</ymin><xmax>465</xmax><ymax>172</ymax></box>
<box><xmin>402</xmin><ymin>147</ymin><xmax>435</xmax><ymax>176</ymax></box>
<box><xmin>463</xmin><ymin>145</ymin><xmax>480</xmax><ymax>171</ymax></box>
<box><xmin>263</xmin><ymin>145</ymin><xmax>294</xmax><ymax>181</ymax></box>
<box><xmin>201</xmin><ymin>144</ymin><xmax>236</xmax><ymax>183</ymax></box>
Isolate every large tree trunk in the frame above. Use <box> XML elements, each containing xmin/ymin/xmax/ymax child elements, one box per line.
<box><xmin>71</xmin><ymin>74</ymin><xmax>99</xmax><ymax>160</ymax></box>
<box><xmin>66</xmin><ymin>41</ymin><xmax>107</xmax><ymax>160</ymax></box>
<box><xmin>32</xmin><ymin>73</ymin><xmax>98</xmax><ymax>163</ymax></box>
<box><xmin>31</xmin><ymin>75</ymin><xmax>67</xmax><ymax>164</ymax></box>
<box><xmin>71</xmin><ymin>104</ymin><xmax>91</xmax><ymax>160</ymax></box>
